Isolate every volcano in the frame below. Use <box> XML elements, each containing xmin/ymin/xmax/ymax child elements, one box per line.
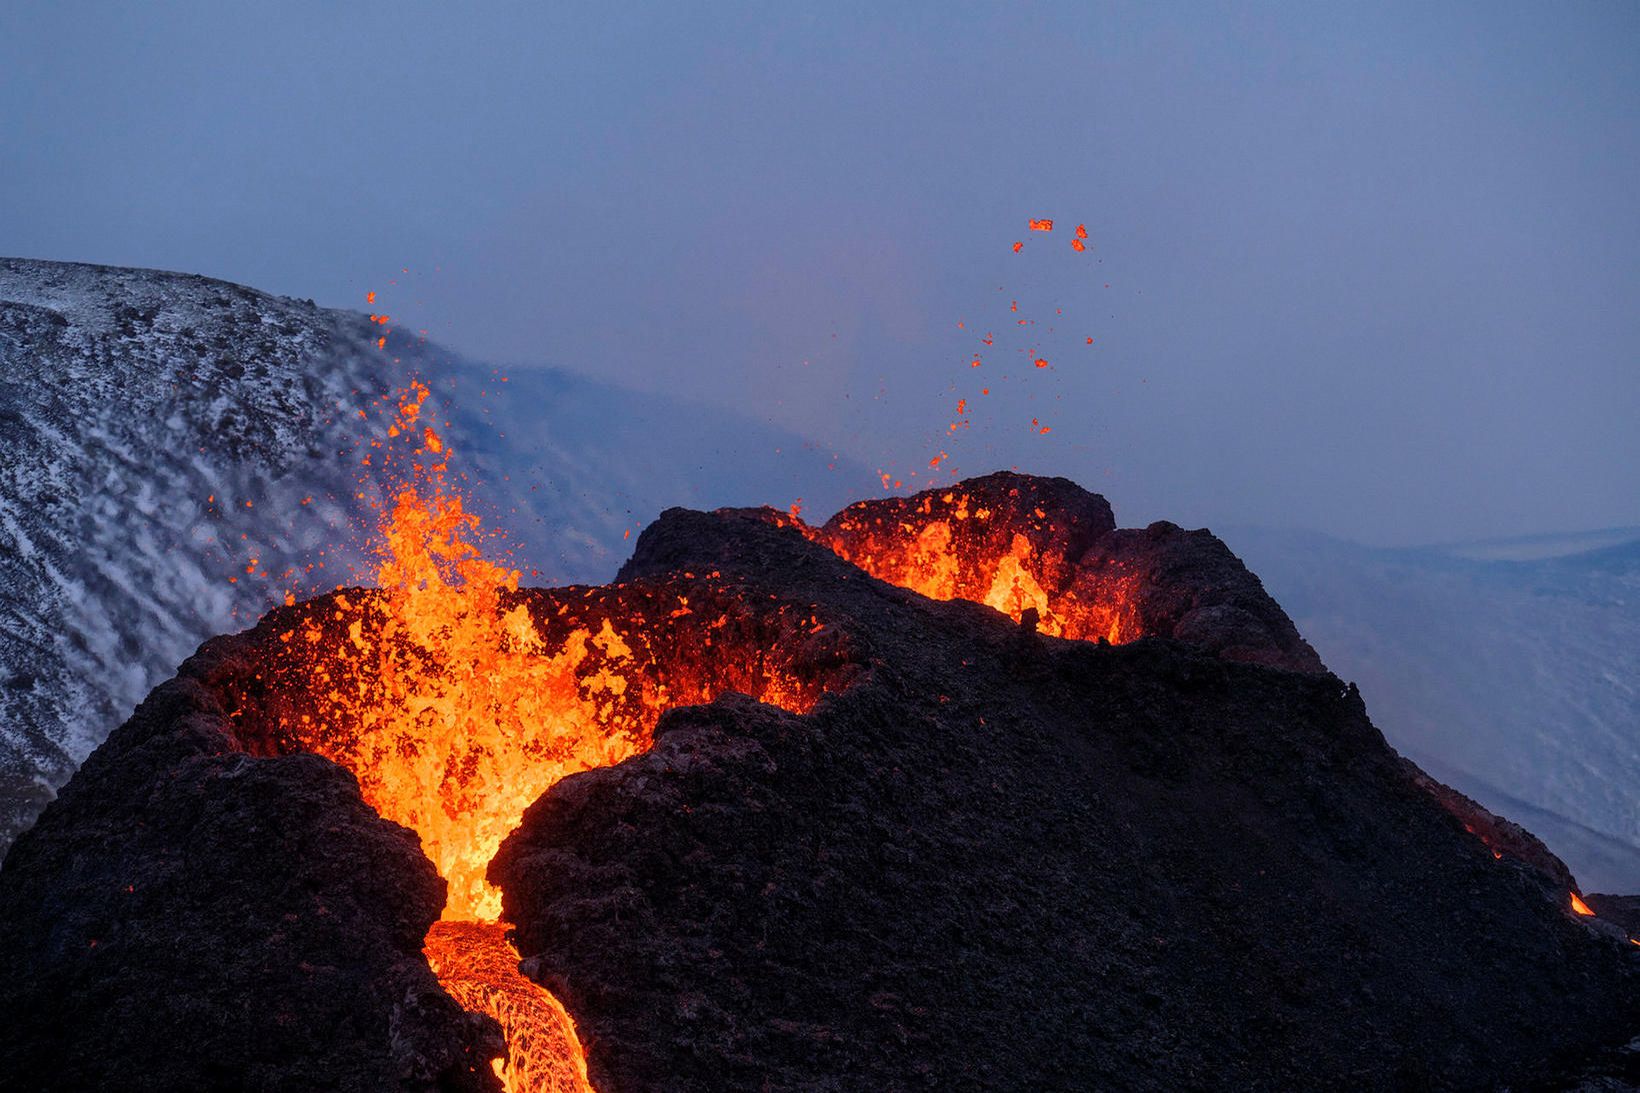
<box><xmin>1</xmin><ymin>472</ymin><xmax>1636</xmax><ymax>1091</ymax></box>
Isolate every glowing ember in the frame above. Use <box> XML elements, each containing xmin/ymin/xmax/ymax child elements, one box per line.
<box><xmin>282</xmin><ymin>383</ymin><xmax>647</xmax><ymax>920</ymax></box>
<box><xmin>426</xmin><ymin>921</ymin><xmax>591</xmax><ymax>1092</ymax></box>
<box><xmin>1028</xmin><ymin>218</ymin><xmax>1054</xmax><ymax>231</ymax></box>
<box><xmin>241</xmin><ymin>378</ymin><xmax>836</xmax><ymax>1085</ymax></box>
<box><xmin>816</xmin><ymin>488</ymin><xmax>1142</xmax><ymax>644</ymax></box>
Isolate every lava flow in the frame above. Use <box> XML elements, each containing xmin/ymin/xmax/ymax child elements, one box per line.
<box><xmin>215</xmin><ymin>381</ymin><xmax>853</xmax><ymax>1090</ymax></box>
<box><xmin>426</xmin><ymin>921</ymin><xmax>591</xmax><ymax>1093</ymax></box>
<box><xmin>222</xmin><ymin>398</ymin><xmax>1311</xmax><ymax>1089</ymax></box>
<box><xmin>260</xmin><ymin>383</ymin><xmax>660</xmax><ymax>924</ymax></box>
<box><xmin>283</xmin><ymin>385</ymin><xmax>625</xmax><ymax>1088</ymax></box>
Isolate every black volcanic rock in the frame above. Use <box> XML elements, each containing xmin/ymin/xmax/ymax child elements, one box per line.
<box><xmin>807</xmin><ymin>472</ymin><xmax>1324</xmax><ymax>674</ymax></box>
<box><xmin>1227</xmin><ymin>526</ymin><xmax>1640</xmax><ymax>895</ymax></box>
<box><xmin>1588</xmin><ymin>895</ymin><xmax>1640</xmax><ymax>936</ymax></box>
<box><xmin>820</xmin><ymin>470</ymin><xmax>1118</xmax><ymax>597</ymax></box>
<box><xmin>1</xmin><ymin>477</ymin><xmax>1635</xmax><ymax>1091</ymax></box>
<box><xmin>1073</xmin><ymin>520</ymin><xmax>1326</xmax><ymax>672</ymax></box>
<box><xmin>0</xmin><ymin>645</ymin><xmax>502</xmax><ymax>1091</ymax></box>
<box><xmin>1402</xmin><ymin>757</ymin><xmax>1582</xmax><ymax>894</ymax></box>
<box><xmin>500</xmin><ymin>506</ymin><xmax>1636</xmax><ymax>1092</ymax></box>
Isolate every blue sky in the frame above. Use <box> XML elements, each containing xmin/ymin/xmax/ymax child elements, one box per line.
<box><xmin>3</xmin><ymin>1</ymin><xmax>1636</xmax><ymax>543</ymax></box>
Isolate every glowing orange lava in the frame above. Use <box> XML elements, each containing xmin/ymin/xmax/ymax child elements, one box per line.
<box><xmin>427</xmin><ymin>921</ymin><xmax>591</xmax><ymax>1092</ymax></box>
<box><xmin>815</xmin><ymin>489</ymin><xmax>1142</xmax><ymax>644</ymax></box>
<box><xmin>286</xmin><ymin>384</ymin><xmax>646</xmax><ymax>921</ymax></box>
<box><xmin>234</xmin><ymin>379</ymin><xmax>838</xmax><ymax>1089</ymax></box>
<box><xmin>1570</xmin><ymin>892</ymin><xmax>1596</xmax><ymax>917</ymax></box>
<box><xmin>265</xmin><ymin>384</ymin><xmax>628</xmax><ymax>1087</ymax></box>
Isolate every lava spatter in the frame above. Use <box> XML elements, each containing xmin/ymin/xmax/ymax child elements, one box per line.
<box><xmin>239</xmin><ymin>381</ymin><xmax>833</xmax><ymax>1087</ymax></box>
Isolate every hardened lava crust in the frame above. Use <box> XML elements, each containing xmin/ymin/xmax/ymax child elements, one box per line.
<box><xmin>1</xmin><ymin>474</ymin><xmax>1635</xmax><ymax>1092</ymax></box>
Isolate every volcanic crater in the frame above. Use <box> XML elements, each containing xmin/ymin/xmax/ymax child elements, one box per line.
<box><xmin>2</xmin><ymin>471</ymin><xmax>1636</xmax><ymax>1091</ymax></box>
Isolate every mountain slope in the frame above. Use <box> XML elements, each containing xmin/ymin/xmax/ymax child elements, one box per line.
<box><xmin>0</xmin><ymin>257</ymin><xmax>869</xmax><ymax>853</ymax></box>
<box><xmin>1228</xmin><ymin>527</ymin><xmax>1640</xmax><ymax>892</ymax></box>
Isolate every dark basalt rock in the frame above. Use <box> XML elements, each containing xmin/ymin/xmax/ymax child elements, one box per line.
<box><xmin>1071</xmin><ymin>520</ymin><xmax>1326</xmax><ymax>672</ymax></box>
<box><xmin>1</xmin><ymin>474</ymin><xmax>1635</xmax><ymax>1091</ymax></box>
<box><xmin>0</xmin><ymin>645</ymin><xmax>502</xmax><ymax>1092</ymax></box>
<box><xmin>803</xmin><ymin>472</ymin><xmax>1325</xmax><ymax>674</ymax></box>
<box><xmin>500</xmin><ymin>503</ymin><xmax>1637</xmax><ymax>1092</ymax></box>
<box><xmin>1402</xmin><ymin>757</ymin><xmax>1582</xmax><ymax>894</ymax></box>
<box><xmin>1588</xmin><ymin>895</ymin><xmax>1640</xmax><ymax>936</ymax></box>
<box><xmin>820</xmin><ymin>470</ymin><xmax>1118</xmax><ymax>599</ymax></box>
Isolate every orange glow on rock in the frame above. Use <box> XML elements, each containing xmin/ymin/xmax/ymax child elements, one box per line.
<box><xmin>816</xmin><ymin>489</ymin><xmax>1144</xmax><ymax>644</ymax></box>
<box><xmin>241</xmin><ymin>380</ymin><xmax>840</xmax><ymax>1085</ymax></box>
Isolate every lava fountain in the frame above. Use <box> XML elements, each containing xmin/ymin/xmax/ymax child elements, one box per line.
<box><xmin>233</xmin><ymin>382</ymin><xmax>835</xmax><ymax>1089</ymax></box>
<box><xmin>227</xmin><ymin>392</ymin><xmax>1325</xmax><ymax>1088</ymax></box>
<box><xmin>282</xmin><ymin>383</ymin><xmax>621</xmax><ymax>1088</ymax></box>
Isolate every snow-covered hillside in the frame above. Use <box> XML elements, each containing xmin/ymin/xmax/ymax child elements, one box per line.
<box><xmin>1228</xmin><ymin>527</ymin><xmax>1640</xmax><ymax>892</ymax></box>
<box><xmin>0</xmin><ymin>258</ymin><xmax>871</xmax><ymax>853</ymax></box>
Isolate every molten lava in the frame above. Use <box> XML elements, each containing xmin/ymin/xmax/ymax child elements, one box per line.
<box><xmin>813</xmin><ymin>487</ymin><xmax>1143</xmax><ymax>644</ymax></box>
<box><xmin>233</xmin><ymin>381</ymin><xmax>836</xmax><ymax>1089</ymax></box>
<box><xmin>281</xmin><ymin>386</ymin><xmax>650</xmax><ymax>921</ymax></box>
<box><xmin>426</xmin><ymin>922</ymin><xmax>591</xmax><ymax>1092</ymax></box>
<box><xmin>240</xmin><ymin>399</ymin><xmax>1270</xmax><ymax>1087</ymax></box>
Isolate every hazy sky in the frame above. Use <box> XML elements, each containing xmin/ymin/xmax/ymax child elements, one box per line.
<box><xmin>3</xmin><ymin>2</ymin><xmax>1636</xmax><ymax>545</ymax></box>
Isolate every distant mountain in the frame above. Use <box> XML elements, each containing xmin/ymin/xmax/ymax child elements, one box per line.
<box><xmin>1227</xmin><ymin>525</ymin><xmax>1640</xmax><ymax>892</ymax></box>
<box><xmin>0</xmin><ymin>257</ymin><xmax>871</xmax><ymax>852</ymax></box>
